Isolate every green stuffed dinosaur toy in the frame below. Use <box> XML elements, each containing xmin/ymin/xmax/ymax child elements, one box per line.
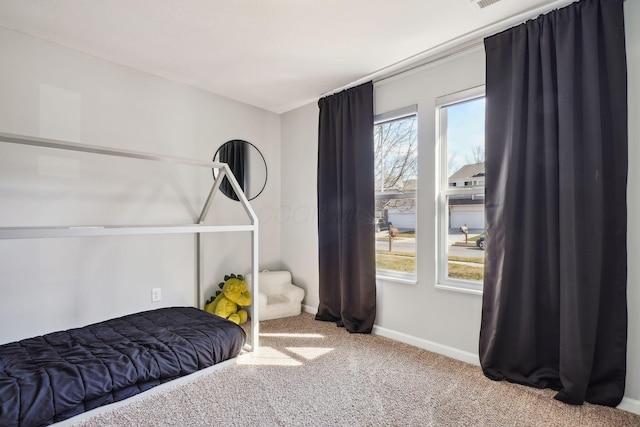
<box><xmin>204</xmin><ymin>274</ymin><xmax>251</xmax><ymax>325</ymax></box>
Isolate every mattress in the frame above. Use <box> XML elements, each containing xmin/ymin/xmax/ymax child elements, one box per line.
<box><xmin>0</xmin><ymin>307</ymin><xmax>246</xmax><ymax>427</ymax></box>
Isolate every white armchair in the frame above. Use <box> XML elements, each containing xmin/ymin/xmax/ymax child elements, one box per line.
<box><xmin>245</xmin><ymin>270</ymin><xmax>305</xmax><ymax>321</ymax></box>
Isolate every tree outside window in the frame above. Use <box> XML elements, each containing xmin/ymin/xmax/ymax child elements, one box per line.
<box><xmin>374</xmin><ymin>110</ymin><xmax>417</xmax><ymax>280</ymax></box>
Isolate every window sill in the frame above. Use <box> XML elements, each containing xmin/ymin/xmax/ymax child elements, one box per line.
<box><xmin>376</xmin><ymin>273</ymin><xmax>418</xmax><ymax>285</ymax></box>
<box><xmin>435</xmin><ymin>280</ymin><xmax>483</xmax><ymax>296</ymax></box>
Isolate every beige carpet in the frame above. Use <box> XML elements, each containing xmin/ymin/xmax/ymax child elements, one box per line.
<box><xmin>74</xmin><ymin>313</ymin><xmax>640</xmax><ymax>426</ymax></box>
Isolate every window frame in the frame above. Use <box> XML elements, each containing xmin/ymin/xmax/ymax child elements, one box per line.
<box><xmin>435</xmin><ymin>86</ymin><xmax>485</xmax><ymax>295</ymax></box>
<box><xmin>374</xmin><ymin>104</ymin><xmax>418</xmax><ymax>284</ymax></box>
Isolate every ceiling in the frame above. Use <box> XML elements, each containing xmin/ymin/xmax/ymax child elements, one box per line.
<box><xmin>0</xmin><ymin>0</ymin><xmax>567</xmax><ymax>114</ymax></box>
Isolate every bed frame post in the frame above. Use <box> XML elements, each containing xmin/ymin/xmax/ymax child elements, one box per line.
<box><xmin>197</xmin><ymin>233</ymin><xmax>203</xmax><ymax>309</ymax></box>
<box><xmin>215</xmin><ymin>163</ymin><xmax>260</xmax><ymax>351</ymax></box>
<box><xmin>250</xmin><ymin>226</ymin><xmax>259</xmax><ymax>350</ymax></box>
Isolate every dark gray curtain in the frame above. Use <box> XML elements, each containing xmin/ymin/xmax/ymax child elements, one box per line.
<box><xmin>316</xmin><ymin>81</ymin><xmax>376</xmax><ymax>333</ymax></box>
<box><xmin>480</xmin><ymin>0</ymin><xmax>627</xmax><ymax>406</ymax></box>
<box><xmin>219</xmin><ymin>140</ymin><xmax>246</xmax><ymax>201</ymax></box>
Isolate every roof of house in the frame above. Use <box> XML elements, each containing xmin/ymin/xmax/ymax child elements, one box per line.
<box><xmin>449</xmin><ymin>198</ymin><xmax>484</xmax><ymax>206</ymax></box>
<box><xmin>402</xmin><ymin>179</ymin><xmax>417</xmax><ymax>191</ymax></box>
<box><xmin>449</xmin><ymin>163</ymin><xmax>485</xmax><ymax>181</ymax></box>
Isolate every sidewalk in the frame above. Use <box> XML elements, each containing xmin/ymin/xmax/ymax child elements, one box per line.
<box><xmin>448</xmin><ymin>228</ymin><xmax>483</xmax><ymax>246</ymax></box>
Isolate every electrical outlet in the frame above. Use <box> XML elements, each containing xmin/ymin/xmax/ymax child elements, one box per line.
<box><xmin>151</xmin><ymin>288</ymin><xmax>161</xmax><ymax>302</ymax></box>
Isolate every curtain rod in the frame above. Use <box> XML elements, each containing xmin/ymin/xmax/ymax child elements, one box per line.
<box><xmin>373</xmin><ymin>41</ymin><xmax>484</xmax><ymax>85</ymax></box>
<box><xmin>319</xmin><ymin>0</ymin><xmax>574</xmax><ymax>99</ymax></box>
<box><xmin>320</xmin><ymin>39</ymin><xmax>484</xmax><ymax>98</ymax></box>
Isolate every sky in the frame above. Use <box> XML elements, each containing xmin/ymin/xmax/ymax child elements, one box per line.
<box><xmin>446</xmin><ymin>97</ymin><xmax>485</xmax><ymax>176</ymax></box>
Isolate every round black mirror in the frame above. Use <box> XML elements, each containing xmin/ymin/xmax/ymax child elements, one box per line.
<box><xmin>213</xmin><ymin>140</ymin><xmax>267</xmax><ymax>201</ymax></box>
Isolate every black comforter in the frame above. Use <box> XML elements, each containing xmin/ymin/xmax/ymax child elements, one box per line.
<box><xmin>0</xmin><ymin>307</ymin><xmax>246</xmax><ymax>427</ymax></box>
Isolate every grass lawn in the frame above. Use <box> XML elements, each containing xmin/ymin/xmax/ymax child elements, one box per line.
<box><xmin>448</xmin><ymin>255</ymin><xmax>484</xmax><ymax>263</ymax></box>
<box><xmin>448</xmin><ymin>263</ymin><xmax>484</xmax><ymax>281</ymax></box>
<box><xmin>376</xmin><ymin>250</ymin><xmax>415</xmax><ymax>272</ymax></box>
<box><xmin>467</xmin><ymin>233</ymin><xmax>484</xmax><ymax>242</ymax></box>
<box><xmin>398</xmin><ymin>231</ymin><xmax>415</xmax><ymax>238</ymax></box>
<box><xmin>453</xmin><ymin>233</ymin><xmax>484</xmax><ymax>246</ymax></box>
<box><xmin>376</xmin><ymin>250</ymin><xmax>485</xmax><ymax>280</ymax></box>
<box><xmin>375</xmin><ymin>231</ymin><xmax>416</xmax><ymax>241</ymax></box>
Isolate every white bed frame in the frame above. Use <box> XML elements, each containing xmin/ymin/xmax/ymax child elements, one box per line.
<box><xmin>0</xmin><ymin>131</ymin><xmax>260</xmax><ymax>350</ymax></box>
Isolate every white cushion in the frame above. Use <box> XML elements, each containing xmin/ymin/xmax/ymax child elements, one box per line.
<box><xmin>245</xmin><ymin>271</ymin><xmax>305</xmax><ymax>321</ymax></box>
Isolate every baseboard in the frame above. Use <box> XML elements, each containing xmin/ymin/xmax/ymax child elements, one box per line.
<box><xmin>618</xmin><ymin>397</ymin><xmax>640</xmax><ymax>415</ymax></box>
<box><xmin>372</xmin><ymin>325</ymin><xmax>481</xmax><ymax>367</ymax></box>
<box><xmin>302</xmin><ymin>304</ymin><xmax>317</xmax><ymax>315</ymax></box>
<box><xmin>303</xmin><ymin>307</ymin><xmax>479</xmax><ymax>366</ymax></box>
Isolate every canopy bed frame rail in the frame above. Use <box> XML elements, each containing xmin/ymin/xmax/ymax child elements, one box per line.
<box><xmin>0</xmin><ymin>131</ymin><xmax>259</xmax><ymax>350</ymax></box>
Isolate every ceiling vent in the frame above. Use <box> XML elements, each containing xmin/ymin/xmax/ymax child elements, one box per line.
<box><xmin>471</xmin><ymin>0</ymin><xmax>502</xmax><ymax>9</ymax></box>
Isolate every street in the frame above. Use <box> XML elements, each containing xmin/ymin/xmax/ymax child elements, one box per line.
<box><xmin>449</xmin><ymin>244</ymin><xmax>484</xmax><ymax>258</ymax></box>
<box><xmin>375</xmin><ymin>228</ymin><xmax>485</xmax><ymax>261</ymax></box>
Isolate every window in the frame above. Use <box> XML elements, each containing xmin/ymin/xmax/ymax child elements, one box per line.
<box><xmin>374</xmin><ymin>105</ymin><xmax>418</xmax><ymax>282</ymax></box>
<box><xmin>436</xmin><ymin>87</ymin><xmax>485</xmax><ymax>294</ymax></box>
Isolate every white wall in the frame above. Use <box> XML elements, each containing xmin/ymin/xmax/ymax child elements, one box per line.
<box><xmin>280</xmin><ymin>102</ymin><xmax>319</xmax><ymax>309</ymax></box>
<box><xmin>0</xmin><ymin>28</ymin><xmax>281</xmax><ymax>343</ymax></box>
<box><xmin>623</xmin><ymin>0</ymin><xmax>640</xmax><ymax>409</ymax></box>
<box><xmin>280</xmin><ymin>3</ymin><xmax>640</xmax><ymax>408</ymax></box>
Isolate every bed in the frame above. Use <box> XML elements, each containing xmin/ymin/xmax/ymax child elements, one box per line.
<box><xmin>0</xmin><ymin>307</ymin><xmax>245</xmax><ymax>426</ymax></box>
<box><xmin>0</xmin><ymin>132</ymin><xmax>260</xmax><ymax>427</ymax></box>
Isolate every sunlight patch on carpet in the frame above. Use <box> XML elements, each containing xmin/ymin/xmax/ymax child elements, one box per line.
<box><xmin>260</xmin><ymin>333</ymin><xmax>325</xmax><ymax>338</ymax></box>
<box><xmin>285</xmin><ymin>347</ymin><xmax>334</xmax><ymax>360</ymax></box>
<box><xmin>237</xmin><ymin>346</ymin><xmax>303</xmax><ymax>366</ymax></box>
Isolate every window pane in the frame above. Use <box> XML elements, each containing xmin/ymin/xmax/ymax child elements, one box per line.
<box><xmin>374</xmin><ymin>114</ymin><xmax>417</xmax><ymax>277</ymax></box>
<box><xmin>441</xmin><ymin>95</ymin><xmax>485</xmax><ymax>285</ymax></box>
<box><xmin>446</xmin><ymin>195</ymin><xmax>485</xmax><ymax>281</ymax></box>
<box><xmin>375</xmin><ymin>195</ymin><xmax>416</xmax><ymax>274</ymax></box>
